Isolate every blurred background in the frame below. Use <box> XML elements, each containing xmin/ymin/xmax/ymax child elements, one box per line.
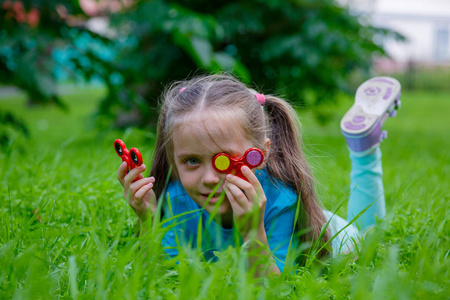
<box><xmin>0</xmin><ymin>0</ymin><xmax>449</xmax><ymax>145</ymax></box>
<box><xmin>341</xmin><ymin>0</ymin><xmax>450</xmax><ymax>90</ymax></box>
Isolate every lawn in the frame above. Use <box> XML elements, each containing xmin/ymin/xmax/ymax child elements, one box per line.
<box><xmin>0</xmin><ymin>87</ymin><xmax>449</xmax><ymax>299</ymax></box>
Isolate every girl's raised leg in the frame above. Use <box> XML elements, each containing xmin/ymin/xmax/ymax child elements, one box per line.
<box><xmin>341</xmin><ymin>77</ymin><xmax>402</xmax><ymax>230</ymax></box>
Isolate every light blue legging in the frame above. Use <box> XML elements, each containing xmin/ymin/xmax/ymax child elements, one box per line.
<box><xmin>347</xmin><ymin>148</ymin><xmax>386</xmax><ymax>231</ymax></box>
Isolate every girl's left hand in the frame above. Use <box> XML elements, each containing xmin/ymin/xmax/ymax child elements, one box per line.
<box><xmin>224</xmin><ymin>165</ymin><xmax>266</xmax><ymax>239</ymax></box>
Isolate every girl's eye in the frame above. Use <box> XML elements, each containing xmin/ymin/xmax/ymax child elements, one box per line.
<box><xmin>185</xmin><ymin>157</ymin><xmax>200</xmax><ymax>166</ymax></box>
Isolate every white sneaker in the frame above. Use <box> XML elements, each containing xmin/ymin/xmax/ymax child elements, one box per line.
<box><xmin>341</xmin><ymin>77</ymin><xmax>402</xmax><ymax>156</ymax></box>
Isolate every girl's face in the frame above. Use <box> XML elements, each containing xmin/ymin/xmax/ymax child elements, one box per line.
<box><xmin>171</xmin><ymin>114</ymin><xmax>267</xmax><ymax>220</ymax></box>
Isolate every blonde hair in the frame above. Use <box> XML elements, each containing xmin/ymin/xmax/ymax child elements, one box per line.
<box><xmin>150</xmin><ymin>74</ymin><xmax>330</xmax><ymax>261</ymax></box>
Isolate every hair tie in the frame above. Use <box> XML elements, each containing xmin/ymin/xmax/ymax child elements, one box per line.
<box><xmin>180</xmin><ymin>87</ymin><xmax>186</xmax><ymax>93</ymax></box>
<box><xmin>255</xmin><ymin>93</ymin><xmax>265</xmax><ymax>105</ymax></box>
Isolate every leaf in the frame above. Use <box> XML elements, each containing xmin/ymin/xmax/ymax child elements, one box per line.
<box><xmin>210</xmin><ymin>52</ymin><xmax>251</xmax><ymax>83</ymax></box>
<box><xmin>189</xmin><ymin>37</ymin><xmax>213</xmax><ymax>68</ymax></box>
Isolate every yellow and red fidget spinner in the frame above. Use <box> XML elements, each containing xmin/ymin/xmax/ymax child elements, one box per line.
<box><xmin>212</xmin><ymin>148</ymin><xmax>264</xmax><ymax>180</ymax></box>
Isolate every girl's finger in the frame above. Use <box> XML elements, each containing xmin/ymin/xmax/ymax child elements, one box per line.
<box><xmin>134</xmin><ymin>181</ymin><xmax>154</xmax><ymax>202</ymax></box>
<box><xmin>240</xmin><ymin>166</ymin><xmax>264</xmax><ymax>196</ymax></box>
<box><xmin>226</xmin><ymin>172</ymin><xmax>258</xmax><ymax>201</ymax></box>
<box><xmin>224</xmin><ymin>180</ymin><xmax>251</xmax><ymax>210</ymax></box>
<box><xmin>124</xmin><ymin>164</ymin><xmax>146</xmax><ymax>186</ymax></box>
<box><xmin>224</xmin><ymin>184</ymin><xmax>245</xmax><ymax>216</ymax></box>
<box><xmin>117</xmin><ymin>161</ymin><xmax>129</xmax><ymax>185</ymax></box>
<box><xmin>129</xmin><ymin>176</ymin><xmax>154</xmax><ymax>197</ymax></box>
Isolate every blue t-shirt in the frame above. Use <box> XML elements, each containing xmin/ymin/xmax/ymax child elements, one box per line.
<box><xmin>160</xmin><ymin>168</ymin><xmax>359</xmax><ymax>272</ymax></box>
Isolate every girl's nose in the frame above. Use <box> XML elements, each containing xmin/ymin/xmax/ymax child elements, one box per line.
<box><xmin>201</xmin><ymin>165</ymin><xmax>222</xmax><ymax>186</ymax></box>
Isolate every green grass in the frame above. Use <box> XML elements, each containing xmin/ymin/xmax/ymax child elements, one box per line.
<box><xmin>1</xmin><ymin>88</ymin><xmax>449</xmax><ymax>299</ymax></box>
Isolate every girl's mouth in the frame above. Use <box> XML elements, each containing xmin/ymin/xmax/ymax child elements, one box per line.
<box><xmin>201</xmin><ymin>193</ymin><xmax>224</xmax><ymax>203</ymax></box>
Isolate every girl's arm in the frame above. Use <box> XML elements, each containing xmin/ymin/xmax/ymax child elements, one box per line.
<box><xmin>224</xmin><ymin>166</ymin><xmax>281</xmax><ymax>276</ymax></box>
<box><xmin>117</xmin><ymin>161</ymin><xmax>157</xmax><ymax>222</ymax></box>
<box><xmin>242</xmin><ymin>224</ymin><xmax>281</xmax><ymax>276</ymax></box>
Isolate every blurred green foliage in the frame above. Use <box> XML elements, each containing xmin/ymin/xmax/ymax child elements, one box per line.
<box><xmin>0</xmin><ymin>0</ymin><xmax>112</xmax><ymax>146</ymax></box>
<box><xmin>1</xmin><ymin>0</ymin><xmax>400</xmax><ymax>133</ymax></box>
<box><xmin>1</xmin><ymin>0</ymin><xmax>94</xmax><ymax>108</ymax></box>
<box><xmin>102</xmin><ymin>0</ymin><xmax>398</xmax><ymax>127</ymax></box>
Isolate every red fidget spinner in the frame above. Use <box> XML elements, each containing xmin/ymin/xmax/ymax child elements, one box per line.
<box><xmin>212</xmin><ymin>148</ymin><xmax>264</xmax><ymax>180</ymax></box>
<box><xmin>114</xmin><ymin>139</ymin><xmax>143</xmax><ymax>181</ymax></box>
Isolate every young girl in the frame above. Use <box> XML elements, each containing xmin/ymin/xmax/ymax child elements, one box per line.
<box><xmin>117</xmin><ymin>74</ymin><xmax>401</xmax><ymax>276</ymax></box>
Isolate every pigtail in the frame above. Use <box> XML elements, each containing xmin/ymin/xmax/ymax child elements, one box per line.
<box><xmin>150</xmin><ymin>106</ymin><xmax>171</xmax><ymax>202</ymax></box>
<box><xmin>264</xmin><ymin>95</ymin><xmax>331</xmax><ymax>261</ymax></box>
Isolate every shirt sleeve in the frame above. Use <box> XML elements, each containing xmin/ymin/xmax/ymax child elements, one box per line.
<box><xmin>160</xmin><ymin>182</ymin><xmax>189</xmax><ymax>258</ymax></box>
<box><xmin>263</xmin><ymin>184</ymin><xmax>298</xmax><ymax>272</ymax></box>
<box><xmin>160</xmin><ymin>195</ymin><xmax>181</xmax><ymax>258</ymax></box>
<box><xmin>160</xmin><ymin>182</ymin><xmax>202</xmax><ymax>258</ymax></box>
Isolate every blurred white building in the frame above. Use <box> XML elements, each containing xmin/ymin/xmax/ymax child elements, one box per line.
<box><xmin>340</xmin><ymin>0</ymin><xmax>450</xmax><ymax>71</ymax></box>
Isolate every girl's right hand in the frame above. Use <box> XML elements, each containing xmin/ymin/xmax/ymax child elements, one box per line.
<box><xmin>117</xmin><ymin>161</ymin><xmax>157</xmax><ymax>222</ymax></box>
